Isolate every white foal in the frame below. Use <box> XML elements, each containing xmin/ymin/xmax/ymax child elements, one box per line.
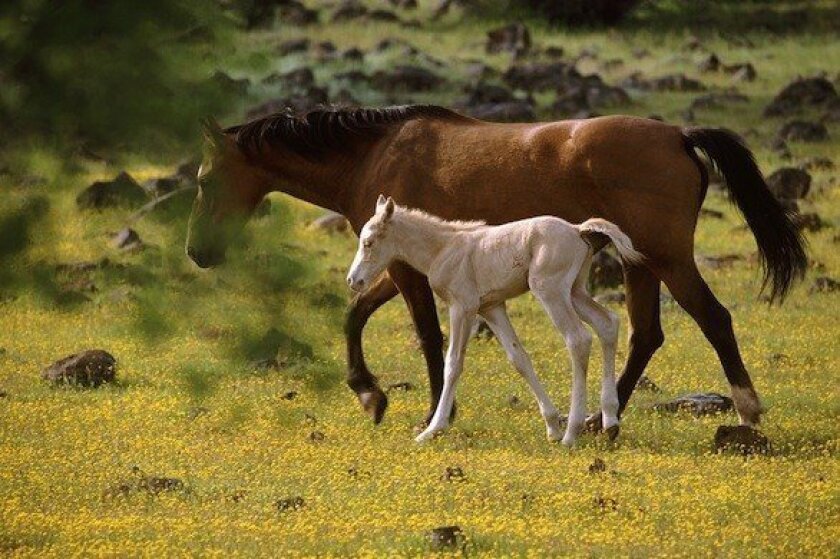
<box><xmin>347</xmin><ymin>196</ymin><xmax>643</xmax><ymax>446</ymax></box>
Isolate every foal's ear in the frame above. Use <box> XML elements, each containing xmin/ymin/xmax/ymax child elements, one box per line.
<box><xmin>376</xmin><ymin>194</ymin><xmax>387</xmax><ymax>210</ymax></box>
<box><xmin>383</xmin><ymin>197</ymin><xmax>395</xmax><ymax>220</ymax></box>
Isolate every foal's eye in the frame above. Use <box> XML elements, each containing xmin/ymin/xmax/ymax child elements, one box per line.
<box><xmin>363</xmin><ymin>240</ymin><xmax>373</xmax><ymax>248</ymax></box>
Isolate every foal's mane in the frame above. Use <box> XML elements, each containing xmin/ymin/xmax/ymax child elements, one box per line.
<box><xmin>396</xmin><ymin>206</ymin><xmax>487</xmax><ymax>232</ymax></box>
<box><xmin>225</xmin><ymin>104</ymin><xmax>465</xmax><ymax>159</ymax></box>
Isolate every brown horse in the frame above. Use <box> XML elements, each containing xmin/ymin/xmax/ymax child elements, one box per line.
<box><xmin>186</xmin><ymin>106</ymin><xmax>806</xmax><ymax>430</ymax></box>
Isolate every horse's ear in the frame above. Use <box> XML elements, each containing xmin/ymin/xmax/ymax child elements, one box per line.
<box><xmin>383</xmin><ymin>197</ymin><xmax>395</xmax><ymax>220</ymax></box>
<box><xmin>201</xmin><ymin>116</ymin><xmax>226</xmax><ymax>150</ymax></box>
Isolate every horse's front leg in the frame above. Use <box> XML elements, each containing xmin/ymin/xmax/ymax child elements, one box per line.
<box><xmin>345</xmin><ymin>273</ymin><xmax>400</xmax><ymax>423</ymax></box>
<box><xmin>416</xmin><ymin>304</ymin><xmax>476</xmax><ymax>443</ymax></box>
<box><xmin>388</xmin><ymin>263</ymin><xmax>450</xmax><ymax>428</ymax></box>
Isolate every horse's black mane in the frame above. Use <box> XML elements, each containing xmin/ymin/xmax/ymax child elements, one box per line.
<box><xmin>225</xmin><ymin>104</ymin><xmax>463</xmax><ymax>159</ymax></box>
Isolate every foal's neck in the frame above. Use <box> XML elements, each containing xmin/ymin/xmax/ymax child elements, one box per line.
<box><xmin>391</xmin><ymin>212</ymin><xmax>461</xmax><ymax>275</ymax></box>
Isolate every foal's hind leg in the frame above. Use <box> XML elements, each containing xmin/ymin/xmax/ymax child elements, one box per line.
<box><xmin>571</xmin><ymin>286</ymin><xmax>621</xmax><ymax>440</ymax></box>
<box><xmin>661</xmin><ymin>261</ymin><xmax>763</xmax><ymax>426</ymax></box>
<box><xmin>532</xmin><ymin>280</ymin><xmax>593</xmax><ymax>447</ymax></box>
<box><xmin>481</xmin><ymin>304</ymin><xmax>563</xmax><ymax>441</ymax></box>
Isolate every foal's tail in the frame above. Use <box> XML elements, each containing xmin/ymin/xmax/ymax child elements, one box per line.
<box><xmin>578</xmin><ymin>218</ymin><xmax>644</xmax><ymax>265</ymax></box>
<box><xmin>682</xmin><ymin>127</ymin><xmax>807</xmax><ymax>303</ymax></box>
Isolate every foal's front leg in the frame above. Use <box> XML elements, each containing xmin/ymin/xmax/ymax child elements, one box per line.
<box><xmin>415</xmin><ymin>304</ymin><xmax>475</xmax><ymax>443</ymax></box>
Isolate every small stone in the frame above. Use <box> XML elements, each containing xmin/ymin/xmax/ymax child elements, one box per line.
<box><xmin>110</xmin><ymin>227</ymin><xmax>143</xmax><ymax>251</ymax></box>
<box><xmin>507</xmin><ymin>394</ymin><xmax>521</xmax><ymax>408</ymax></box>
<box><xmin>809</xmin><ymin>276</ymin><xmax>840</xmax><ymax>294</ymax></box>
<box><xmin>714</xmin><ymin>425</ymin><xmax>771</xmax><ymax>455</ymax></box>
<box><xmin>427</xmin><ymin>526</ymin><xmax>464</xmax><ymax>551</ymax></box>
<box><xmin>700</xmin><ymin>208</ymin><xmax>724</xmax><ymax>219</ymax></box>
<box><xmin>276</xmin><ymin>496</ymin><xmax>305</xmax><ymax>512</ymax></box>
<box><xmin>309</xmin><ymin>431</ymin><xmax>325</xmax><ymax>442</ymax></box>
<box><xmin>588</xmin><ymin>458</ymin><xmax>607</xmax><ymax>474</ymax></box>
<box><xmin>636</xmin><ymin>375</ymin><xmax>661</xmax><ymax>393</ymax></box>
<box><xmin>41</xmin><ymin>350</ymin><xmax>116</xmax><ymax>387</ymax></box>
<box><xmin>594</xmin><ymin>290</ymin><xmax>625</xmax><ymax>305</ymax></box>
<box><xmin>441</xmin><ymin>466</ymin><xmax>466</xmax><ymax>482</ymax></box>
<box><xmin>281</xmin><ymin>391</ymin><xmax>298</xmax><ymax>400</ymax></box>
<box><xmin>594</xmin><ymin>496</ymin><xmax>618</xmax><ymax>511</ymax></box>
<box><xmin>386</xmin><ymin>381</ymin><xmax>414</xmax><ymax>392</ymax></box>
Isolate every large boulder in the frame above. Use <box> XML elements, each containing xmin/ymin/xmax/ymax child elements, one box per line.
<box><xmin>41</xmin><ymin>350</ymin><xmax>116</xmax><ymax>387</ymax></box>
<box><xmin>778</xmin><ymin>120</ymin><xmax>829</xmax><ymax>142</ymax></box>
<box><xmin>764</xmin><ymin>76</ymin><xmax>838</xmax><ymax>117</ymax></box>
<box><xmin>503</xmin><ymin>61</ymin><xmax>580</xmax><ymax>91</ymax></box>
<box><xmin>76</xmin><ymin>172</ymin><xmax>147</xmax><ymax>209</ymax></box>
<box><xmin>766</xmin><ymin>167</ymin><xmax>811</xmax><ymax>200</ymax></box>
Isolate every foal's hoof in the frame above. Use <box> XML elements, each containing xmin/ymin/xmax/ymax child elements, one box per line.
<box><xmin>414</xmin><ymin>402</ymin><xmax>458</xmax><ymax>434</ymax></box>
<box><xmin>358</xmin><ymin>389</ymin><xmax>388</xmax><ymax>424</ymax></box>
<box><xmin>604</xmin><ymin>424</ymin><xmax>620</xmax><ymax>442</ymax></box>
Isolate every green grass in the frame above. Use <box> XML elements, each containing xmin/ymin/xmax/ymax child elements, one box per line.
<box><xmin>0</xmin><ymin>1</ymin><xmax>838</xmax><ymax>556</ymax></box>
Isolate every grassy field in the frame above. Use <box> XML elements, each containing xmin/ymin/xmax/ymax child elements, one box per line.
<box><xmin>1</xmin><ymin>1</ymin><xmax>839</xmax><ymax>556</ymax></box>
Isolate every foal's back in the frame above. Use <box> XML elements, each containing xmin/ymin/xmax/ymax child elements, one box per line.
<box><xmin>456</xmin><ymin>216</ymin><xmax>590</xmax><ymax>308</ymax></box>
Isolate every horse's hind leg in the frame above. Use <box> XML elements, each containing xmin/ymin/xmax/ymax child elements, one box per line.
<box><xmin>481</xmin><ymin>304</ymin><xmax>563</xmax><ymax>442</ymax></box>
<box><xmin>532</xmin><ymin>278</ymin><xmax>593</xmax><ymax>447</ymax></box>
<box><xmin>345</xmin><ymin>273</ymin><xmax>399</xmax><ymax>423</ymax></box>
<box><xmin>661</xmin><ymin>261</ymin><xmax>763</xmax><ymax>426</ymax></box>
<box><xmin>571</xmin><ymin>283</ymin><xmax>621</xmax><ymax>440</ymax></box>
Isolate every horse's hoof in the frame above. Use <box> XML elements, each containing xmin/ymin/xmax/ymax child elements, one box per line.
<box><xmin>585</xmin><ymin>412</ymin><xmax>603</xmax><ymax>433</ymax></box>
<box><xmin>358</xmin><ymin>389</ymin><xmax>388</xmax><ymax>424</ymax></box>
<box><xmin>604</xmin><ymin>424</ymin><xmax>620</xmax><ymax>442</ymax></box>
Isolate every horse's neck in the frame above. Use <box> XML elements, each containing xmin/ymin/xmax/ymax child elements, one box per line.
<box><xmin>262</xmin><ymin>148</ymin><xmax>354</xmax><ymax>213</ymax></box>
<box><xmin>392</xmin><ymin>214</ymin><xmax>458</xmax><ymax>275</ymax></box>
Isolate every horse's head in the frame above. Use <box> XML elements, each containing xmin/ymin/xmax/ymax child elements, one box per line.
<box><xmin>186</xmin><ymin>118</ymin><xmax>273</xmax><ymax>268</ymax></box>
<box><xmin>347</xmin><ymin>195</ymin><xmax>396</xmax><ymax>292</ymax></box>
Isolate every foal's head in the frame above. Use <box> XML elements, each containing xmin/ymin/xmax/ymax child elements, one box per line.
<box><xmin>185</xmin><ymin>118</ymin><xmax>274</xmax><ymax>268</ymax></box>
<box><xmin>346</xmin><ymin>195</ymin><xmax>397</xmax><ymax>292</ymax></box>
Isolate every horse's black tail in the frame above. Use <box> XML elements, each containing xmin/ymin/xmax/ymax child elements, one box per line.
<box><xmin>682</xmin><ymin>127</ymin><xmax>807</xmax><ymax>303</ymax></box>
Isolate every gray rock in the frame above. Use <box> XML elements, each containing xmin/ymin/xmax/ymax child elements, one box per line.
<box><xmin>589</xmin><ymin>251</ymin><xmax>623</xmax><ymax>291</ymax></box>
<box><xmin>778</xmin><ymin>120</ymin><xmax>829</xmax><ymax>142</ymax></box>
<box><xmin>766</xmin><ymin>167</ymin><xmax>811</xmax><ymax>200</ymax></box>
<box><xmin>486</xmin><ymin>22</ymin><xmax>531</xmax><ymax>57</ymax></box>
<box><xmin>110</xmin><ymin>227</ymin><xmax>143</xmax><ymax>251</ymax></box>
<box><xmin>764</xmin><ymin>76</ymin><xmax>838</xmax><ymax>117</ymax></box>
<box><xmin>332</xmin><ymin>0</ymin><xmax>367</xmax><ymax>22</ymax></box>
<box><xmin>503</xmin><ymin>61</ymin><xmax>579</xmax><ymax>91</ymax></box>
<box><xmin>371</xmin><ymin>65</ymin><xmax>444</xmax><ymax>92</ymax></box>
<box><xmin>76</xmin><ymin>172</ymin><xmax>147</xmax><ymax>209</ymax></box>
<box><xmin>465</xmin><ymin>101</ymin><xmax>536</xmax><ymax>122</ymax></box>
<box><xmin>277</xmin><ymin>38</ymin><xmax>309</xmax><ymax>56</ymax></box>
<box><xmin>41</xmin><ymin>350</ymin><xmax>116</xmax><ymax>387</ymax></box>
<box><xmin>809</xmin><ymin>276</ymin><xmax>840</xmax><ymax>294</ymax></box>
<box><xmin>276</xmin><ymin>496</ymin><xmax>305</xmax><ymax>512</ymax></box>
<box><xmin>309</xmin><ymin>211</ymin><xmax>349</xmax><ymax>233</ymax></box>
<box><xmin>653</xmin><ymin>393</ymin><xmax>733</xmax><ymax>416</ymax></box>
